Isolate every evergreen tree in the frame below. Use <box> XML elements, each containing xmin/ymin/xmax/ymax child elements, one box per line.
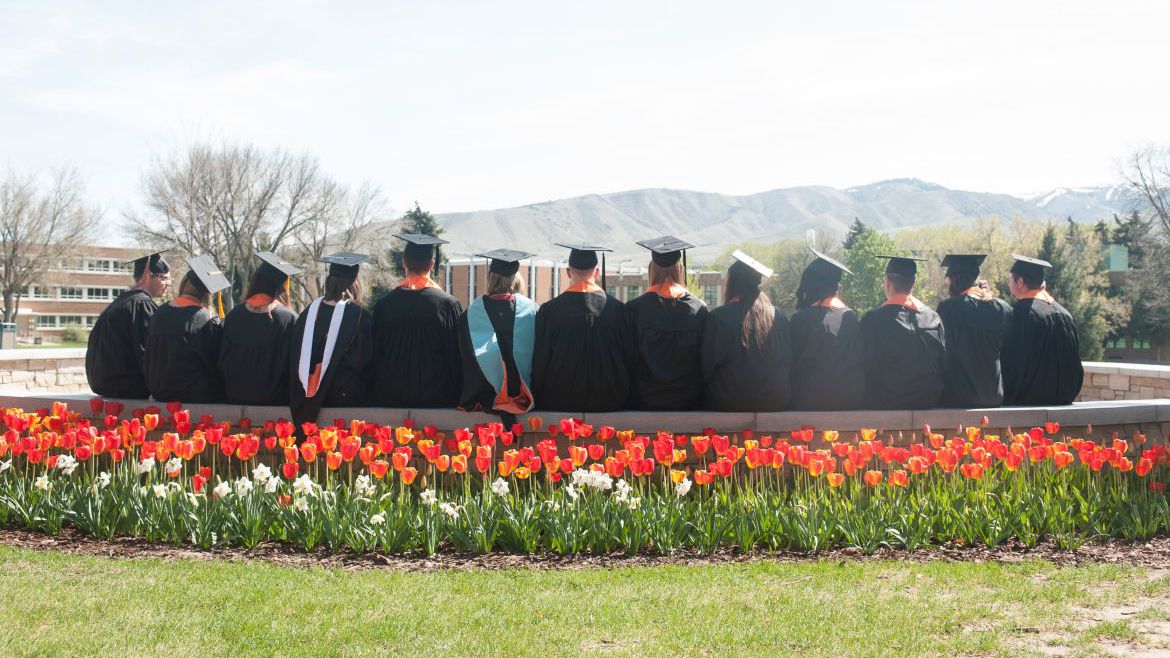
<box><xmin>840</xmin><ymin>221</ymin><xmax>897</xmax><ymax>313</ymax></box>
<box><xmin>842</xmin><ymin>218</ymin><xmax>867</xmax><ymax>250</ymax></box>
<box><xmin>386</xmin><ymin>202</ymin><xmax>445</xmax><ymax>278</ymax></box>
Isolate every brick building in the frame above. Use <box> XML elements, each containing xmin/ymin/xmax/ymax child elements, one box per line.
<box><xmin>10</xmin><ymin>246</ymin><xmax>142</xmax><ymax>342</ymax></box>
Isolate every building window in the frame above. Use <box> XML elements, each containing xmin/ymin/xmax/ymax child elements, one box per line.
<box><xmin>1134</xmin><ymin>337</ymin><xmax>1152</xmax><ymax>351</ymax></box>
<box><xmin>59</xmin><ymin>315</ymin><xmax>83</xmax><ymax>326</ymax></box>
<box><xmin>1104</xmin><ymin>337</ymin><xmax>1126</xmax><ymax>350</ymax></box>
<box><xmin>59</xmin><ymin>287</ymin><xmax>83</xmax><ymax>300</ymax></box>
<box><xmin>86</xmin><ymin>287</ymin><xmax>112</xmax><ymax>300</ymax></box>
<box><xmin>702</xmin><ymin>285</ymin><xmax>719</xmax><ymax>307</ymax></box>
<box><xmin>626</xmin><ymin>285</ymin><xmax>641</xmax><ymax>301</ymax></box>
<box><xmin>36</xmin><ymin>315</ymin><xmax>56</xmax><ymax>328</ymax></box>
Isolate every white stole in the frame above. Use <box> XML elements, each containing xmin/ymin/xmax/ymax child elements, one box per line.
<box><xmin>297</xmin><ymin>297</ymin><xmax>348</xmax><ymax>397</ymax></box>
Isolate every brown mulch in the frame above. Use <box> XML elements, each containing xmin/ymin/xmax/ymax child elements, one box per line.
<box><xmin>3</xmin><ymin>526</ymin><xmax>1170</xmax><ymax>572</ymax></box>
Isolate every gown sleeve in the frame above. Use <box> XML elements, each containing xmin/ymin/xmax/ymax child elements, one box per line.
<box><xmin>531</xmin><ymin>302</ymin><xmax>550</xmax><ymax>397</ymax></box>
<box><xmin>130</xmin><ymin>297</ymin><xmax>156</xmax><ymax>380</ymax></box>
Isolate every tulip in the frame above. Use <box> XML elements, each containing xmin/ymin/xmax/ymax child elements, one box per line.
<box><xmin>888</xmin><ymin>470</ymin><xmax>909</xmax><ymax>487</ymax></box>
<box><xmin>826</xmin><ymin>473</ymin><xmax>844</xmax><ymax>488</ymax></box>
<box><xmin>860</xmin><ymin>428</ymin><xmax>877</xmax><ymax>442</ymax></box>
<box><xmin>1045</xmin><ymin>421</ymin><xmax>1061</xmax><ymax>436</ymax></box>
<box><xmin>282</xmin><ymin>462</ymin><xmax>299</xmax><ymax>480</ymax></box>
<box><xmin>326</xmin><ymin>451</ymin><xmax>342</xmax><ymax>471</ymax></box>
<box><xmin>863</xmin><ymin>470</ymin><xmax>883</xmax><ymax>487</ymax></box>
<box><xmin>1136</xmin><ymin>457</ymin><xmax>1153</xmax><ymax>477</ymax></box>
<box><xmin>369</xmin><ymin>460</ymin><xmax>390</xmax><ymax>479</ymax></box>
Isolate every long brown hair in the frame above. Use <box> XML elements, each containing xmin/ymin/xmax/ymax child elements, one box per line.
<box><xmin>486</xmin><ymin>272</ymin><xmax>525</xmax><ymax>296</ymax></box>
<box><xmin>178</xmin><ymin>271</ymin><xmax>210</xmax><ymax>306</ymax></box>
<box><xmin>724</xmin><ymin>261</ymin><xmax>775</xmax><ymax>354</ymax></box>
<box><xmin>323</xmin><ymin>274</ymin><xmax>362</xmax><ymax>303</ymax></box>
<box><xmin>648</xmin><ymin>260</ymin><xmax>684</xmax><ymax>287</ymax></box>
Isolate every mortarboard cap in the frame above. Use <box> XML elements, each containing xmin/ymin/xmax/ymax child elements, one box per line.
<box><xmin>320</xmin><ymin>252</ymin><xmax>369</xmax><ymax>279</ymax></box>
<box><xmin>476</xmin><ymin>249</ymin><xmax>533</xmax><ymax>276</ymax></box>
<box><xmin>185</xmin><ymin>255</ymin><xmax>232</xmax><ymax>294</ymax></box>
<box><xmin>730</xmin><ymin>250</ymin><xmax>774</xmax><ymax>279</ymax></box>
<box><xmin>255</xmin><ymin>251</ymin><xmax>302</xmax><ymax>287</ymax></box>
<box><xmin>878</xmin><ymin>254</ymin><xmax>926</xmax><ymax>277</ymax></box>
<box><xmin>124</xmin><ymin>249</ymin><xmax>171</xmax><ymax>279</ymax></box>
<box><xmin>806</xmin><ymin>248</ymin><xmax>852</xmax><ymax>281</ymax></box>
<box><xmin>940</xmin><ymin>254</ymin><xmax>987</xmax><ymax>274</ymax></box>
<box><xmin>396</xmin><ymin>233</ymin><xmax>448</xmax><ymax>262</ymax></box>
<box><xmin>556</xmin><ymin>242</ymin><xmax>611</xmax><ymax>270</ymax></box>
<box><xmin>1010</xmin><ymin>253</ymin><xmax>1052</xmax><ymax>281</ymax></box>
<box><xmin>636</xmin><ymin>236</ymin><xmax>694</xmax><ymax>267</ymax></box>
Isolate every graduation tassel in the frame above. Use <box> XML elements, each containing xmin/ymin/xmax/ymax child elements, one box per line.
<box><xmin>601</xmin><ymin>252</ymin><xmax>607</xmax><ymax>290</ymax></box>
<box><xmin>284</xmin><ymin>277</ymin><xmax>291</xmax><ymax>306</ymax></box>
<box><xmin>683</xmin><ymin>250</ymin><xmax>688</xmax><ymax>288</ymax></box>
<box><xmin>217</xmin><ymin>291</ymin><xmax>225</xmax><ymax>319</ymax></box>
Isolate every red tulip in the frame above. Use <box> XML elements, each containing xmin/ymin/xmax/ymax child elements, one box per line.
<box><xmin>282</xmin><ymin>462</ymin><xmax>299</xmax><ymax>480</ymax></box>
<box><xmin>400</xmin><ymin>466</ymin><xmax>418</xmax><ymax>484</ymax></box>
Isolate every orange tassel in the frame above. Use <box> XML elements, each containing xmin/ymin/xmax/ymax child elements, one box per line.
<box><xmin>284</xmin><ymin>277</ymin><xmax>291</xmax><ymax>307</ymax></box>
<box><xmin>216</xmin><ymin>291</ymin><xmax>224</xmax><ymax>319</ymax></box>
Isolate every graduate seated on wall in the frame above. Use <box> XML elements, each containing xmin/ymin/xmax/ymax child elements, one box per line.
<box><xmin>860</xmin><ymin>256</ymin><xmax>947</xmax><ymax>410</ymax></box>
<box><xmin>627</xmin><ymin>236</ymin><xmax>708</xmax><ymax>411</ymax></box>
<box><xmin>700</xmin><ymin>250</ymin><xmax>792</xmax><ymax>411</ymax></box>
<box><xmin>87</xmin><ymin>250</ymin><xmax>171</xmax><ymax>399</ymax></box>
<box><xmin>371</xmin><ymin>234</ymin><xmax>464</xmax><ymax>408</ymax></box>
<box><xmin>1001</xmin><ymin>254</ymin><xmax>1084</xmax><ymax>406</ymax></box>
<box><xmin>144</xmin><ymin>255</ymin><xmax>229</xmax><ymax>403</ymax></box>
<box><xmin>218</xmin><ymin>252</ymin><xmax>301</xmax><ymax>406</ymax></box>
<box><xmin>289</xmin><ymin>253</ymin><xmax>375</xmax><ymax>430</ymax></box>
<box><xmin>532</xmin><ymin>242</ymin><xmax>634</xmax><ymax>412</ymax></box>
<box><xmin>788</xmin><ymin>249</ymin><xmax>867</xmax><ymax>410</ymax></box>
<box><xmin>458</xmin><ymin>249</ymin><xmax>537</xmax><ymax>426</ymax></box>
<box><xmin>936</xmin><ymin>254</ymin><xmax>1012</xmax><ymax>408</ymax></box>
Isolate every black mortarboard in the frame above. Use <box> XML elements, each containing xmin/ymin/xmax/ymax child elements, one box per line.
<box><xmin>124</xmin><ymin>250</ymin><xmax>171</xmax><ymax>279</ymax></box>
<box><xmin>255</xmin><ymin>251</ymin><xmax>302</xmax><ymax>287</ymax></box>
<box><xmin>878</xmin><ymin>254</ymin><xmax>926</xmax><ymax>277</ymax></box>
<box><xmin>320</xmin><ymin>252</ymin><xmax>369</xmax><ymax>279</ymax></box>
<box><xmin>476</xmin><ymin>249</ymin><xmax>532</xmax><ymax>276</ymax></box>
<box><xmin>940</xmin><ymin>254</ymin><xmax>987</xmax><ymax>275</ymax></box>
<box><xmin>557</xmin><ymin>242</ymin><xmax>612</xmax><ymax>288</ymax></box>
<box><xmin>1010</xmin><ymin>253</ymin><xmax>1052</xmax><ymax>281</ymax></box>
<box><xmin>185</xmin><ymin>255</ymin><xmax>232</xmax><ymax>294</ymax></box>
<box><xmin>731</xmin><ymin>250</ymin><xmax>773</xmax><ymax>279</ymax></box>
<box><xmin>806</xmin><ymin>248</ymin><xmax>852</xmax><ymax>282</ymax></box>
<box><xmin>396</xmin><ymin>233</ymin><xmax>448</xmax><ymax>263</ymax></box>
<box><xmin>636</xmin><ymin>236</ymin><xmax>694</xmax><ymax>267</ymax></box>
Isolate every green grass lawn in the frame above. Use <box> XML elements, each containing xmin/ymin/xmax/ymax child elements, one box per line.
<box><xmin>1</xmin><ymin>547</ymin><xmax>1168</xmax><ymax>657</ymax></box>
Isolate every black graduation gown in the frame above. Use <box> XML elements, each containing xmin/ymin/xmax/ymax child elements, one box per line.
<box><xmin>788</xmin><ymin>305</ymin><xmax>867</xmax><ymax>410</ymax></box>
<box><xmin>1001</xmin><ymin>297</ymin><xmax>1083</xmax><ymax>405</ymax></box>
<box><xmin>218</xmin><ymin>303</ymin><xmax>298</xmax><ymax>405</ymax></box>
<box><xmin>288</xmin><ymin>301</ymin><xmax>374</xmax><ymax>428</ymax></box>
<box><xmin>371</xmin><ymin>287</ymin><xmax>463</xmax><ymax>407</ymax></box>
<box><xmin>86</xmin><ymin>288</ymin><xmax>157</xmax><ymax>398</ymax></box>
<box><xmin>458</xmin><ymin>296</ymin><xmax>527</xmax><ymax>413</ymax></box>
<box><xmin>860</xmin><ymin>302</ymin><xmax>947</xmax><ymax>409</ymax></box>
<box><xmin>532</xmin><ymin>289</ymin><xmax>634</xmax><ymax>412</ymax></box>
<box><xmin>626</xmin><ymin>291</ymin><xmax>707</xmax><ymax>410</ymax></box>
<box><xmin>700</xmin><ymin>302</ymin><xmax>792</xmax><ymax>411</ymax></box>
<box><xmin>937</xmin><ymin>294</ymin><xmax>1013</xmax><ymax>408</ymax></box>
<box><xmin>144</xmin><ymin>303</ymin><xmax>224</xmax><ymax>403</ymax></box>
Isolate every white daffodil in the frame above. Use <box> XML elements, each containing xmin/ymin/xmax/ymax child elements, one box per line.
<box><xmin>439</xmin><ymin>502</ymin><xmax>461</xmax><ymax>519</ymax></box>
<box><xmin>292</xmin><ymin>474</ymin><xmax>318</xmax><ymax>498</ymax></box>
<box><xmin>55</xmin><ymin>454</ymin><xmax>79</xmax><ymax>476</ymax></box>
<box><xmin>252</xmin><ymin>463</ymin><xmax>272</xmax><ymax>485</ymax></box>
<box><xmin>264</xmin><ymin>476</ymin><xmax>281</xmax><ymax>494</ymax></box>
<box><xmin>627</xmin><ymin>497</ymin><xmax>642</xmax><ymax>510</ymax></box>
<box><xmin>564</xmin><ymin>483</ymin><xmax>580</xmax><ymax>501</ymax></box>
<box><xmin>95</xmin><ymin>471</ymin><xmax>111</xmax><ymax>489</ymax></box>
<box><xmin>35</xmin><ymin>474</ymin><xmax>51</xmax><ymax>491</ymax></box>
<box><xmin>136</xmin><ymin>457</ymin><xmax>156</xmax><ymax>475</ymax></box>
<box><xmin>675</xmin><ymin>477</ymin><xmax>692</xmax><ymax>497</ymax></box>
<box><xmin>212</xmin><ymin>481</ymin><xmax>231</xmax><ymax>499</ymax></box>
<box><xmin>419</xmin><ymin>488</ymin><xmax>437</xmax><ymax>506</ymax></box>
<box><xmin>571</xmin><ymin>468</ymin><xmax>612</xmax><ymax>491</ymax></box>
<box><xmin>234</xmin><ymin>477</ymin><xmax>254</xmax><ymax>497</ymax></box>
<box><xmin>293</xmin><ymin>497</ymin><xmax>310</xmax><ymax>512</ymax></box>
<box><xmin>167</xmin><ymin>481</ymin><xmax>181</xmax><ymax>494</ymax></box>
<box><xmin>490</xmin><ymin>477</ymin><xmax>510</xmax><ymax>497</ymax></box>
<box><xmin>614</xmin><ymin>478</ymin><xmax>632</xmax><ymax>502</ymax></box>
<box><xmin>0</xmin><ymin>459</ymin><xmax>11</xmax><ymax>473</ymax></box>
<box><xmin>370</xmin><ymin>513</ymin><xmax>386</xmax><ymax>526</ymax></box>
<box><xmin>165</xmin><ymin>457</ymin><xmax>183</xmax><ymax>475</ymax></box>
<box><xmin>152</xmin><ymin>483</ymin><xmax>168</xmax><ymax>499</ymax></box>
<box><xmin>186</xmin><ymin>492</ymin><xmax>200</xmax><ymax>506</ymax></box>
<box><xmin>354</xmin><ymin>474</ymin><xmax>375</xmax><ymax>497</ymax></box>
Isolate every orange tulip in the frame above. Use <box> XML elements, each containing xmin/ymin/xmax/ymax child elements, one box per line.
<box><xmin>436</xmin><ymin>454</ymin><xmax>451</xmax><ymax>473</ymax></box>
<box><xmin>326</xmin><ymin>451</ymin><xmax>342</xmax><ymax>471</ymax></box>
<box><xmin>888</xmin><ymin>470</ymin><xmax>908</xmax><ymax>487</ymax></box>
<box><xmin>528</xmin><ymin>416</ymin><xmax>544</xmax><ymax>432</ymax></box>
<box><xmin>400</xmin><ymin>465</ymin><xmax>418</xmax><ymax>484</ymax></box>
<box><xmin>1136</xmin><ymin>457</ymin><xmax>1153</xmax><ymax>477</ymax></box>
<box><xmin>863</xmin><ymin>470</ymin><xmax>883</xmax><ymax>487</ymax></box>
<box><xmin>569</xmin><ymin>445</ymin><xmax>587</xmax><ymax>467</ymax></box>
<box><xmin>808</xmin><ymin>460</ymin><xmax>825</xmax><ymax>478</ymax></box>
<box><xmin>670</xmin><ymin>468</ymin><xmax>687</xmax><ymax>484</ymax></box>
<box><xmin>1053</xmin><ymin>451</ymin><xmax>1074</xmax><ymax>470</ymax></box>
<box><xmin>860</xmin><ymin>428</ymin><xmax>877</xmax><ymax>442</ymax></box>
<box><xmin>300</xmin><ymin>442</ymin><xmax>318</xmax><ymax>463</ymax></box>
<box><xmin>143</xmin><ymin>413</ymin><xmax>159</xmax><ymax>432</ymax></box>
<box><xmin>369</xmin><ymin>459</ymin><xmax>390</xmax><ymax>479</ymax></box>
<box><xmin>451</xmin><ymin>454</ymin><xmax>467</xmax><ymax>474</ymax></box>
<box><xmin>959</xmin><ymin>463</ymin><xmax>984</xmax><ymax>480</ymax></box>
<box><xmin>822</xmin><ymin>430</ymin><xmax>839</xmax><ymax>442</ymax></box>
<box><xmin>826</xmin><ymin>473</ymin><xmax>844</xmax><ymax>488</ymax></box>
<box><xmin>514</xmin><ymin>466</ymin><xmax>532</xmax><ymax>480</ymax></box>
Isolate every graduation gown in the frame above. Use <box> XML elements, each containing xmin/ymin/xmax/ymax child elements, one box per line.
<box><xmin>218</xmin><ymin>302</ymin><xmax>298</xmax><ymax>405</ymax></box>
<box><xmin>1001</xmin><ymin>294</ymin><xmax>1083</xmax><ymax>405</ymax></box>
<box><xmin>288</xmin><ymin>300</ymin><xmax>374</xmax><ymax>429</ymax></box>
<box><xmin>458</xmin><ymin>294</ymin><xmax>536</xmax><ymax>416</ymax></box>
<box><xmin>937</xmin><ymin>293</ymin><xmax>1012</xmax><ymax>408</ymax></box>
<box><xmin>144</xmin><ymin>301</ymin><xmax>224</xmax><ymax>403</ymax></box>
<box><xmin>371</xmin><ymin>285</ymin><xmax>463</xmax><ymax>407</ymax></box>
<box><xmin>788</xmin><ymin>303</ymin><xmax>867</xmax><ymax>410</ymax></box>
<box><xmin>700</xmin><ymin>302</ymin><xmax>792</xmax><ymax>411</ymax></box>
<box><xmin>626</xmin><ymin>289</ymin><xmax>707</xmax><ymax>410</ymax></box>
<box><xmin>532</xmin><ymin>285</ymin><xmax>634</xmax><ymax>412</ymax></box>
<box><xmin>860</xmin><ymin>299</ymin><xmax>947</xmax><ymax>410</ymax></box>
<box><xmin>86</xmin><ymin>288</ymin><xmax>157</xmax><ymax>398</ymax></box>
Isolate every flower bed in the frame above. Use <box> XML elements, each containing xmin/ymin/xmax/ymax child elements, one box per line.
<box><xmin>0</xmin><ymin>398</ymin><xmax>1166</xmax><ymax>556</ymax></box>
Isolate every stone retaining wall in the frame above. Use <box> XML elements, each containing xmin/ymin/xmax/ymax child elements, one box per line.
<box><xmin>0</xmin><ymin>348</ymin><xmax>88</xmax><ymax>393</ymax></box>
<box><xmin>1078</xmin><ymin>362</ymin><xmax>1170</xmax><ymax>401</ymax></box>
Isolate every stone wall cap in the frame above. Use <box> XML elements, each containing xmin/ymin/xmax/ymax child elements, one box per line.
<box><xmin>0</xmin><ymin>348</ymin><xmax>87</xmax><ymax>362</ymax></box>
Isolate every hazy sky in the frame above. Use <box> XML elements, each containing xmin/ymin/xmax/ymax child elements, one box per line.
<box><xmin>2</xmin><ymin>0</ymin><xmax>1168</xmax><ymax>227</ymax></box>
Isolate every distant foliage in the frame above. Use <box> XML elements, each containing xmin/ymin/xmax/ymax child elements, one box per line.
<box><xmin>841</xmin><ymin>222</ymin><xmax>896</xmax><ymax>314</ymax></box>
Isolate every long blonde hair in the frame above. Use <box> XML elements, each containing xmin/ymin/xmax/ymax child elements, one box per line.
<box><xmin>487</xmin><ymin>272</ymin><xmax>525</xmax><ymax>296</ymax></box>
<box><xmin>648</xmin><ymin>261</ymin><xmax>684</xmax><ymax>287</ymax></box>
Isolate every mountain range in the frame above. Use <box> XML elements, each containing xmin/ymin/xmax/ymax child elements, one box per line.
<box><xmin>430</xmin><ymin>179</ymin><xmax>1140</xmax><ymax>262</ymax></box>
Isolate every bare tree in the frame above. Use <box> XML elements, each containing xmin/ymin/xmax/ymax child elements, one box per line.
<box><xmin>127</xmin><ymin>141</ymin><xmax>392</xmax><ymax>308</ymax></box>
<box><xmin>1122</xmin><ymin>146</ymin><xmax>1170</xmax><ymax>231</ymax></box>
<box><xmin>290</xmin><ymin>181</ymin><xmax>390</xmax><ymax>304</ymax></box>
<box><xmin>0</xmin><ymin>168</ymin><xmax>100</xmax><ymax>323</ymax></box>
